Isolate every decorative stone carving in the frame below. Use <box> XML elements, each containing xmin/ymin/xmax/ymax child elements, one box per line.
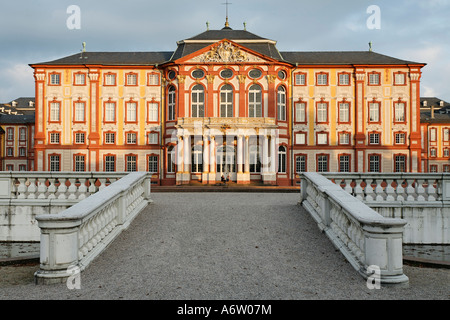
<box><xmin>193</xmin><ymin>41</ymin><xmax>263</xmax><ymax>63</ymax></box>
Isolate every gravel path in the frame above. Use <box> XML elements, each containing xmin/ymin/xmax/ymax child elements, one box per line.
<box><xmin>0</xmin><ymin>192</ymin><xmax>448</xmax><ymax>300</ymax></box>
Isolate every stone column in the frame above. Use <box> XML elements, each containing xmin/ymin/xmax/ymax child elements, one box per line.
<box><xmin>176</xmin><ymin>135</ymin><xmax>184</xmax><ymax>185</ymax></box>
<box><xmin>202</xmin><ymin>135</ymin><xmax>210</xmax><ymax>184</ymax></box>
<box><xmin>244</xmin><ymin>136</ymin><xmax>250</xmax><ymax>174</ymax></box>
<box><xmin>262</xmin><ymin>134</ymin><xmax>269</xmax><ymax>174</ymax></box>
<box><xmin>270</xmin><ymin>133</ymin><xmax>276</xmax><ymax>173</ymax></box>
<box><xmin>209</xmin><ymin>135</ymin><xmax>216</xmax><ymax>183</ymax></box>
<box><xmin>237</xmin><ymin>135</ymin><xmax>243</xmax><ymax>174</ymax></box>
<box><xmin>183</xmin><ymin>134</ymin><xmax>191</xmax><ymax>184</ymax></box>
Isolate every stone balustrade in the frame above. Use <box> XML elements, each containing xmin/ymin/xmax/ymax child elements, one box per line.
<box><xmin>321</xmin><ymin>173</ymin><xmax>450</xmax><ymax>244</ymax></box>
<box><xmin>0</xmin><ymin>172</ymin><xmax>129</xmax><ymax>241</ymax></box>
<box><xmin>34</xmin><ymin>172</ymin><xmax>152</xmax><ymax>284</ymax></box>
<box><xmin>0</xmin><ymin>172</ymin><xmax>125</xmax><ymax>201</ymax></box>
<box><xmin>300</xmin><ymin>172</ymin><xmax>409</xmax><ymax>285</ymax></box>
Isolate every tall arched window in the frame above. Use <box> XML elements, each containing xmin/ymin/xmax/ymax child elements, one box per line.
<box><xmin>277</xmin><ymin>86</ymin><xmax>286</xmax><ymax>121</ymax></box>
<box><xmin>191</xmin><ymin>84</ymin><xmax>205</xmax><ymax>117</ymax></box>
<box><xmin>191</xmin><ymin>145</ymin><xmax>203</xmax><ymax>173</ymax></box>
<box><xmin>168</xmin><ymin>86</ymin><xmax>176</xmax><ymax>121</ymax></box>
<box><xmin>249</xmin><ymin>145</ymin><xmax>261</xmax><ymax>173</ymax></box>
<box><xmin>220</xmin><ymin>84</ymin><xmax>233</xmax><ymax>117</ymax></box>
<box><xmin>278</xmin><ymin>146</ymin><xmax>286</xmax><ymax>173</ymax></box>
<box><xmin>167</xmin><ymin>146</ymin><xmax>175</xmax><ymax>173</ymax></box>
<box><xmin>249</xmin><ymin>84</ymin><xmax>262</xmax><ymax>117</ymax></box>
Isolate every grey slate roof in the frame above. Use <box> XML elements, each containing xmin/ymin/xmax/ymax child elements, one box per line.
<box><xmin>0</xmin><ymin>114</ymin><xmax>35</xmax><ymax>124</ymax></box>
<box><xmin>31</xmin><ymin>52</ymin><xmax>173</xmax><ymax>66</ymax></box>
<box><xmin>0</xmin><ymin>97</ymin><xmax>35</xmax><ymax>116</ymax></box>
<box><xmin>30</xmin><ymin>28</ymin><xmax>424</xmax><ymax>67</ymax></box>
<box><xmin>280</xmin><ymin>51</ymin><xmax>422</xmax><ymax>65</ymax></box>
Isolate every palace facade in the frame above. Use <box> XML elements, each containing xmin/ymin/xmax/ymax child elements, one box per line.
<box><xmin>29</xmin><ymin>23</ymin><xmax>427</xmax><ymax>186</ymax></box>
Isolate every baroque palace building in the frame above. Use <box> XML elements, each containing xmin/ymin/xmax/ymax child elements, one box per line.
<box><xmin>29</xmin><ymin>22</ymin><xmax>426</xmax><ymax>186</ymax></box>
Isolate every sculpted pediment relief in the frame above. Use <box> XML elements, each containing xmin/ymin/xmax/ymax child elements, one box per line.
<box><xmin>188</xmin><ymin>41</ymin><xmax>265</xmax><ymax>63</ymax></box>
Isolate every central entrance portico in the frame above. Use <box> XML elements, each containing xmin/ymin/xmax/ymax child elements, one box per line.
<box><xmin>174</xmin><ymin>118</ymin><xmax>278</xmax><ymax>185</ymax></box>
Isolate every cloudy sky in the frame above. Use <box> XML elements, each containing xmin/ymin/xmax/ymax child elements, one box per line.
<box><xmin>1</xmin><ymin>0</ymin><xmax>449</xmax><ymax>102</ymax></box>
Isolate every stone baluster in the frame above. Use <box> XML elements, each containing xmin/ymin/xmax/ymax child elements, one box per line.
<box><xmin>67</xmin><ymin>178</ymin><xmax>78</xmax><ymax>200</ymax></box>
<box><xmin>396</xmin><ymin>179</ymin><xmax>405</xmax><ymax>201</ymax></box>
<box><xmin>78</xmin><ymin>178</ymin><xmax>88</xmax><ymax>199</ymax></box>
<box><xmin>343</xmin><ymin>178</ymin><xmax>353</xmax><ymax>195</ymax></box>
<box><xmin>88</xmin><ymin>179</ymin><xmax>97</xmax><ymax>193</ymax></box>
<box><xmin>47</xmin><ymin>179</ymin><xmax>57</xmax><ymax>199</ymax></box>
<box><xmin>354</xmin><ymin>178</ymin><xmax>364</xmax><ymax>201</ymax></box>
<box><xmin>17</xmin><ymin>177</ymin><xmax>27</xmax><ymax>199</ymax></box>
<box><xmin>375</xmin><ymin>179</ymin><xmax>385</xmax><ymax>201</ymax></box>
<box><xmin>27</xmin><ymin>178</ymin><xmax>37</xmax><ymax>199</ymax></box>
<box><xmin>37</xmin><ymin>178</ymin><xmax>47</xmax><ymax>199</ymax></box>
<box><xmin>416</xmin><ymin>179</ymin><xmax>426</xmax><ymax>201</ymax></box>
<box><xmin>57</xmin><ymin>178</ymin><xmax>68</xmax><ymax>200</ymax></box>
<box><xmin>365</xmin><ymin>179</ymin><xmax>375</xmax><ymax>202</ymax></box>
<box><xmin>385</xmin><ymin>179</ymin><xmax>396</xmax><ymax>202</ymax></box>
<box><xmin>406</xmin><ymin>178</ymin><xmax>416</xmax><ymax>201</ymax></box>
<box><xmin>426</xmin><ymin>178</ymin><xmax>437</xmax><ymax>201</ymax></box>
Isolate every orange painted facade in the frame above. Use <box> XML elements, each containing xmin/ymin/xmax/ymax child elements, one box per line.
<box><xmin>28</xmin><ymin>25</ymin><xmax>428</xmax><ymax>186</ymax></box>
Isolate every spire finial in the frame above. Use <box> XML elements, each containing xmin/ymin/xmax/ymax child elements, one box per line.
<box><xmin>243</xmin><ymin>22</ymin><xmax>247</xmax><ymax>30</ymax></box>
<box><xmin>206</xmin><ymin>21</ymin><xmax>210</xmax><ymax>31</ymax></box>
<box><xmin>369</xmin><ymin>41</ymin><xmax>373</xmax><ymax>52</ymax></box>
<box><xmin>222</xmin><ymin>0</ymin><xmax>232</xmax><ymax>28</ymax></box>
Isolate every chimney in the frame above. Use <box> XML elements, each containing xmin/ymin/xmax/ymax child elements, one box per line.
<box><xmin>29</xmin><ymin>101</ymin><xmax>34</xmax><ymax>107</ymax></box>
<box><xmin>440</xmin><ymin>101</ymin><xmax>444</xmax><ymax>107</ymax></box>
<box><xmin>11</xmin><ymin>101</ymin><xmax>17</xmax><ymax>107</ymax></box>
<box><xmin>423</xmin><ymin>100</ymin><xmax>427</xmax><ymax>107</ymax></box>
<box><xmin>431</xmin><ymin>105</ymin><xmax>435</xmax><ymax>119</ymax></box>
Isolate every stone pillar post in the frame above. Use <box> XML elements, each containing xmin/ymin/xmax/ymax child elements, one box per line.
<box><xmin>270</xmin><ymin>133</ymin><xmax>276</xmax><ymax>173</ymax></box>
<box><xmin>209</xmin><ymin>135</ymin><xmax>216</xmax><ymax>184</ymax></box>
<box><xmin>237</xmin><ymin>135</ymin><xmax>243</xmax><ymax>174</ymax></box>
<box><xmin>176</xmin><ymin>135</ymin><xmax>184</xmax><ymax>185</ymax></box>
<box><xmin>244</xmin><ymin>136</ymin><xmax>250</xmax><ymax>174</ymax></box>
<box><xmin>202</xmin><ymin>135</ymin><xmax>210</xmax><ymax>184</ymax></box>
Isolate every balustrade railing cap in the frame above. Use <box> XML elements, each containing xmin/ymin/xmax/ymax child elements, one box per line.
<box><xmin>35</xmin><ymin>172</ymin><xmax>148</xmax><ymax>224</ymax></box>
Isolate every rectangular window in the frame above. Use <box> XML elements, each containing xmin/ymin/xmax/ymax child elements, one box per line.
<box><xmin>126</xmin><ymin>73</ymin><xmax>137</xmax><ymax>86</ymax></box>
<box><xmin>430</xmin><ymin>148</ymin><xmax>437</xmax><ymax>157</ymax></box>
<box><xmin>19</xmin><ymin>128</ymin><xmax>26</xmax><ymax>141</ymax></box>
<box><xmin>317</xmin><ymin>133</ymin><xmax>328</xmax><ymax>145</ymax></box>
<box><xmin>127</xmin><ymin>133</ymin><xmax>137</xmax><ymax>144</ymax></box>
<box><xmin>6</xmin><ymin>148</ymin><xmax>13</xmax><ymax>157</ymax></box>
<box><xmin>74</xmin><ymin>102</ymin><xmax>85</xmax><ymax>122</ymax></box>
<box><xmin>148</xmin><ymin>74</ymin><xmax>159</xmax><ymax>86</ymax></box>
<box><xmin>369</xmin><ymin>133</ymin><xmax>380</xmax><ymax>145</ymax></box>
<box><xmin>105</xmin><ymin>155</ymin><xmax>116</xmax><ymax>172</ymax></box>
<box><xmin>395</xmin><ymin>133</ymin><xmax>406</xmax><ymax>144</ymax></box>
<box><xmin>339</xmin><ymin>102</ymin><xmax>350</xmax><ymax>122</ymax></box>
<box><xmin>74</xmin><ymin>73</ymin><xmax>86</xmax><ymax>85</ymax></box>
<box><xmin>74</xmin><ymin>155</ymin><xmax>85</xmax><ymax>172</ymax></box>
<box><xmin>444</xmin><ymin>165</ymin><xmax>450</xmax><ymax>172</ymax></box>
<box><xmin>443</xmin><ymin>128</ymin><xmax>450</xmax><ymax>142</ymax></box>
<box><xmin>369</xmin><ymin>155</ymin><xmax>380</xmax><ymax>172</ymax></box>
<box><xmin>317</xmin><ymin>73</ymin><xmax>328</xmax><ymax>86</ymax></box>
<box><xmin>6</xmin><ymin>128</ymin><xmax>14</xmax><ymax>141</ymax></box>
<box><xmin>104</xmin><ymin>73</ymin><xmax>116</xmax><ymax>86</ymax></box>
<box><xmin>444</xmin><ymin>149</ymin><xmax>450</xmax><ymax>157</ymax></box>
<box><xmin>75</xmin><ymin>132</ymin><xmax>85</xmax><ymax>144</ymax></box>
<box><xmin>430</xmin><ymin>165</ymin><xmax>438</xmax><ymax>173</ymax></box>
<box><xmin>19</xmin><ymin>165</ymin><xmax>26</xmax><ymax>171</ymax></box>
<box><xmin>126</xmin><ymin>102</ymin><xmax>137</xmax><ymax>122</ymax></box>
<box><xmin>50</xmin><ymin>102</ymin><xmax>60</xmax><ymax>122</ymax></box>
<box><xmin>126</xmin><ymin>155</ymin><xmax>137</xmax><ymax>172</ymax></box>
<box><xmin>394</xmin><ymin>102</ymin><xmax>405</xmax><ymax>122</ymax></box>
<box><xmin>49</xmin><ymin>155</ymin><xmax>60</xmax><ymax>171</ymax></box>
<box><xmin>295</xmin><ymin>102</ymin><xmax>306</xmax><ymax>122</ymax></box>
<box><xmin>395</xmin><ymin>155</ymin><xmax>407</xmax><ymax>172</ymax></box>
<box><xmin>369</xmin><ymin>102</ymin><xmax>379</xmax><ymax>122</ymax></box>
<box><xmin>105</xmin><ymin>133</ymin><xmax>115</xmax><ymax>144</ymax></box>
<box><xmin>339</xmin><ymin>155</ymin><xmax>350</xmax><ymax>172</ymax></box>
<box><xmin>6</xmin><ymin>165</ymin><xmax>14</xmax><ymax>171</ymax></box>
<box><xmin>295</xmin><ymin>133</ymin><xmax>306</xmax><ymax>145</ymax></box>
<box><xmin>317</xmin><ymin>155</ymin><xmax>328</xmax><ymax>172</ymax></box>
<box><xmin>19</xmin><ymin>147</ymin><xmax>26</xmax><ymax>157</ymax></box>
<box><xmin>148</xmin><ymin>103</ymin><xmax>158</xmax><ymax>122</ymax></box>
<box><xmin>394</xmin><ymin>73</ymin><xmax>405</xmax><ymax>85</ymax></box>
<box><xmin>295</xmin><ymin>73</ymin><xmax>306</xmax><ymax>86</ymax></box>
<box><xmin>339</xmin><ymin>132</ymin><xmax>350</xmax><ymax>145</ymax></box>
<box><xmin>148</xmin><ymin>156</ymin><xmax>158</xmax><ymax>173</ymax></box>
<box><xmin>317</xmin><ymin>103</ymin><xmax>328</xmax><ymax>123</ymax></box>
<box><xmin>104</xmin><ymin>102</ymin><xmax>116</xmax><ymax>122</ymax></box>
<box><xmin>296</xmin><ymin>155</ymin><xmax>306</xmax><ymax>173</ymax></box>
<box><xmin>50</xmin><ymin>73</ymin><xmax>60</xmax><ymax>85</ymax></box>
<box><xmin>430</xmin><ymin>128</ymin><xmax>437</xmax><ymax>142</ymax></box>
<box><xmin>338</xmin><ymin>73</ymin><xmax>350</xmax><ymax>85</ymax></box>
<box><xmin>369</xmin><ymin>73</ymin><xmax>380</xmax><ymax>85</ymax></box>
<box><xmin>148</xmin><ymin>133</ymin><xmax>158</xmax><ymax>144</ymax></box>
<box><xmin>50</xmin><ymin>133</ymin><xmax>60</xmax><ymax>144</ymax></box>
